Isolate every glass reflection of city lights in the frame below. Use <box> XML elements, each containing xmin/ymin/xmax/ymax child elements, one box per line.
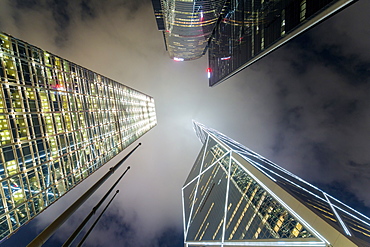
<box><xmin>221</xmin><ymin>56</ymin><xmax>231</xmax><ymax>61</ymax></box>
<box><xmin>200</xmin><ymin>11</ymin><xmax>204</xmax><ymax>22</ymax></box>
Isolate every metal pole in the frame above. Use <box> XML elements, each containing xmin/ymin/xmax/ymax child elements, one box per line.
<box><xmin>63</xmin><ymin>165</ymin><xmax>130</xmax><ymax>246</ymax></box>
<box><xmin>76</xmin><ymin>190</ymin><xmax>119</xmax><ymax>247</ymax></box>
<box><xmin>27</xmin><ymin>143</ymin><xmax>141</xmax><ymax>247</ymax></box>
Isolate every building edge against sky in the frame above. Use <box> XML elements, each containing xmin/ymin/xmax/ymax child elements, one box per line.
<box><xmin>208</xmin><ymin>0</ymin><xmax>357</xmax><ymax>86</ymax></box>
<box><xmin>0</xmin><ymin>32</ymin><xmax>157</xmax><ymax>242</ymax></box>
<box><xmin>151</xmin><ymin>0</ymin><xmax>227</xmax><ymax>61</ymax></box>
<box><xmin>182</xmin><ymin>121</ymin><xmax>370</xmax><ymax>247</ymax></box>
<box><xmin>151</xmin><ymin>0</ymin><xmax>356</xmax><ymax>86</ymax></box>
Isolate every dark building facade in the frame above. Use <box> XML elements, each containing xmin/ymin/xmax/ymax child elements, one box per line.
<box><xmin>182</xmin><ymin>121</ymin><xmax>370</xmax><ymax>246</ymax></box>
<box><xmin>152</xmin><ymin>0</ymin><xmax>356</xmax><ymax>86</ymax></box>
<box><xmin>0</xmin><ymin>32</ymin><xmax>157</xmax><ymax>241</ymax></box>
<box><xmin>208</xmin><ymin>0</ymin><xmax>356</xmax><ymax>86</ymax></box>
<box><xmin>152</xmin><ymin>0</ymin><xmax>227</xmax><ymax>61</ymax></box>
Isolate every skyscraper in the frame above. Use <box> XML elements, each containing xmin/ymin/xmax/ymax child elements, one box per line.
<box><xmin>183</xmin><ymin>121</ymin><xmax>370</xmax><ymax>246</ymax></box>
<box><xmin>0</xmin><ymin>32</ymin><xmax>157</xmax><ymax>241</ymax></box>
<box><xmin>151</xmin><ymin>0</ymin><xmax>227</xmax><ymax>61</ymax></box>
<box><xmin>152</xmin><ymin>0</ymin><xmax>356</xmax><ymax>85</ymax></box>
<box><xmin>207</xmin><ymin>0</ymin><xmax>356</xmax><ymax>86</ymax></box>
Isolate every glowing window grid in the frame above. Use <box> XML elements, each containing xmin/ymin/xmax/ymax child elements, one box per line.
<box><xmin>0</xmin><ymin>32</ymin><xmax>157</xmax><ymax>241</ymax></box>
<box><xmin>182</xmin><ymin>121</ymin><xmax>370</xmax><ymax>247</ymax></box>
<box><xmin>158</xmin><ymin>0</ymin><xmax>227</xmax><ymax>60</ymax></box>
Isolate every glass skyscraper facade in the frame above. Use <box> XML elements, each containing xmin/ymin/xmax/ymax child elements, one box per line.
<box><xmin>208</xmin><ymin>0</ymin><xmax>356</xmax><ymax>86</ymax></box>
<box><xmin>0</xmin><ymin>32</ymin><xmax>157</xmax><ymax>241</ymax></box>
<box><xmin>183</xmin><ymin>121</ymin><xmax>370</xmax><ymax>246</ymax></box>
<box><xmin>152</xmin><ymin>0</ymin><xmax>355</xmax><ymax>85</ymax></box>
<box><xmin>152</xmin><ymin>0</ymin><xmax>227</xmax><ymax>61</ymax></box>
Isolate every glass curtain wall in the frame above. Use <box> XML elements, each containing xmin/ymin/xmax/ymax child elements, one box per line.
<box><xmin>0</xmin><ymin>32</ymin><xmax>156</xmax><ymax>241</ymax></box>
<box><xmin>208</xmin><ymin>0</ymin><xmax>355</xmax><ymax>86</ymax></box>
<box><xmin>162</xmin><ymin>0</ymin><xmax>227</xmax><ymax>60</ymax></box>
<box><xmin>183</xmin><ymin>121</ymin><xmax>370</xmax><ymax>246</ymax></box>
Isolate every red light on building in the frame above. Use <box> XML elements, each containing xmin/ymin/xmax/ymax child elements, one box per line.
<box><xmin>207</xmin><ymin>68</ymin><xmax>212</xmax><ymax>78</ymax></box>
<box><xmin>53</xmin><ymin>84</ymin><xmax>65</xmax><ymax>91</ymax></box>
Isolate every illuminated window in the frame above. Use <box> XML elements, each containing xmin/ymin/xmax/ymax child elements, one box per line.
<box><xmin>300</xmin><ymin>0</ymin><xmax>307</xmax><ymax>22</ymax></box>
<box><xmin>0</xmin><ymin>32</ymin><xmax>156</xmax><ymax>240</ymax></box>
<box><xmin>281</xmin><ymin>10</ymin><xmax>286</xmax><ymax>36</ymax></box>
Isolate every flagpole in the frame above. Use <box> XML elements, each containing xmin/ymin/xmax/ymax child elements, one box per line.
<box><xmin>27</xmin><ymin>143</ymin><xmax>141</xmax><ymax>247</ymax></box>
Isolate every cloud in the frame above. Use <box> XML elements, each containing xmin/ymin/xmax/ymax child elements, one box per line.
<box><xmin>312</xmin><ymin>0</ymin><xmax>370</xmax><ymax>61</ymax></box>
<box><xmin>251</xmin><ymin>11</ymin><xmax>370</xmax><ymax>207</ymax></box>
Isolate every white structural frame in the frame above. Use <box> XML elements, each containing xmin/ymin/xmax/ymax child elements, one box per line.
<box><xmin>182</xmin><ymin>121</ymin><xmax>370</xmax><ymax>247</ymax></box>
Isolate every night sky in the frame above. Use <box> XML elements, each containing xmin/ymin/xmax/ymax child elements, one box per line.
<box><xmin>0</xmin><ymin>0</ymin><xmax>370</xmax><ymax>246</ymax></box>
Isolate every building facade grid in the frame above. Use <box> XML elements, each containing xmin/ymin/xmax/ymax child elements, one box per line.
<box><xmin>153</xmin><ymin>0</ymin><xmax>356</xmax><ymax>86</ymax></box>
<box><xmin>208</xmin><ymin>0</ymin><xmax>356</xmax><ymax>86</ymax></box>
<box><xmin>0</xmin><ymin>32</ymin><xmax>156</xmax><ymax>241</ymax></box>
<box><xmin>182</xmin><ymin>121</ymin><xmax>370</xmax><ymax>247</ymax></box>
<box><xmin>153</xmin><ymin>0</ymin><xmax>227</xmax><ymax>61</ymax></box>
